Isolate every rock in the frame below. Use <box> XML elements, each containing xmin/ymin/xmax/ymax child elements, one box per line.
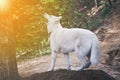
<box><xmin>25</xmin><ymin>69</ymin><xmax>115</xmax><ymax>80</ymax></box>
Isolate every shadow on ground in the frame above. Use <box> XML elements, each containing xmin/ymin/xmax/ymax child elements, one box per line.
<box><xmin>23</xmin><ymin>69</ymin><xmax>116</xmax><ymax>80</ymax></box>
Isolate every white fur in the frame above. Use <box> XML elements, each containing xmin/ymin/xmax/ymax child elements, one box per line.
<box><xmin>44</xmin><ymin>13</ymin><xmax>100</xmax><ymax>71</ymax></box>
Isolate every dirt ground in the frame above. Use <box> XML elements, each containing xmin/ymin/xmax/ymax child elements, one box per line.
<box><xmin>18</xmin><ymin>1</ymin><xmax>120</xmax><ymax>80</ymax></box>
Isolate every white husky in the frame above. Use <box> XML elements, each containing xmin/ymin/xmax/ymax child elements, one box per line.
<box><xmin>44</xmin><ymin>13</ymin><xmax>100</xmax><ymax>71</ymax></box>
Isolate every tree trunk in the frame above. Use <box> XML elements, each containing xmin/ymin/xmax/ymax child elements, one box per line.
<box><xmin>0</xmin><ymin>13</ymin><xmax>19</xmax><ymax>80</ymax></box>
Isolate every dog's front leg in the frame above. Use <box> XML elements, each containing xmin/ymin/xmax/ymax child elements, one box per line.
<box><xmin>48</xmin><ymin>50</ymin><xmax>57</xmax><ymax>71</ymax></box>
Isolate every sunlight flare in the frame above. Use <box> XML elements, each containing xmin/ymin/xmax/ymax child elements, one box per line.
<box><xmin>0</xmin><ymin>0</ymin><xmax>9</xmax><ymax>12</ymax></box>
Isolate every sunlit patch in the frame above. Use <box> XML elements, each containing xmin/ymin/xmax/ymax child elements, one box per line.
<box><xmin>0</xmin><ymin>0</ymin><xmax>9</xmax><ymax>12</ymax></box>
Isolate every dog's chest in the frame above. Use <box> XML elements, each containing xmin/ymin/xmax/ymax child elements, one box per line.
<box><xmin>50</xmin><ymin>38</ymin><xmax>75</xmax><ymax>53</ymax></box>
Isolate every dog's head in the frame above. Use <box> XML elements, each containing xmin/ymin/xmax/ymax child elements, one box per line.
<box><xmin>44</xmin><ymin>13</ymin><xmax>61</xmax><ymax>24</ymax></box>
<box><xmin>44</xmin><ymin>13</ymin><xmax>62</xmax><ymax>34</ymax></box>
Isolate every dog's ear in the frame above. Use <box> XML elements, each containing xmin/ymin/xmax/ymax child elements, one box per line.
<box><xmin>44</xmin><ymin>13</ymin><xmax>51</xmax><ymax>20</ymax></box>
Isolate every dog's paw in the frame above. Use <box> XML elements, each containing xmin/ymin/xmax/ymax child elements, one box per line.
<box><xmin>85</xmin><ymin>62</ymin><xmax>91</xmax><ymax>68</ymax></box>
<box><xmin>76</xmin><ymin>68</ymin><xmax>83</xmax><ymax>71</ymax></box>
<box><xmin>75</xmin><ymin>66</ymin><xmax>84</xmax><ymax>71</ymax></box>
<box><xmin>67</xmin><ymin>67</ymin><xmax>71</xmax><ymax>71</ymax></box>
<box><xmin>47</xmin><ymin>68</ymin><xmax>54</xmax><ymax>71</ymax></box>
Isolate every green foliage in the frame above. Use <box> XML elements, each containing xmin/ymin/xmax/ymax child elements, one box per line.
<box><xmin>89</xmin><ymin>18</ymin><xmax>102</xmax><ymax>29</ymax></box>
<box><xmin>40</xmin><ymin>38</ymin><xmax>51</xmax><ymax>55</ymax></box>
<box><xmin>101</xmin><ymin>5</ymin><xmax>110</xmax><ymax>18</ymax></box>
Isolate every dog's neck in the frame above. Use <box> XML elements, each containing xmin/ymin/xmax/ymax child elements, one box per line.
<box><xmin>47</xmin><ymin>22</ymin><xmax>62</xmax><ymax>37</ymax></box>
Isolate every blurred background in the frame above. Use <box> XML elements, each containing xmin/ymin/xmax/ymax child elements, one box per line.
<box><xmin>0</xmin><ymin>0</ymin><xmax>113</xmax><ymax>60</ymax></box>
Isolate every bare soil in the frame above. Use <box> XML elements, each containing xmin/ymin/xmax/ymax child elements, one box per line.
<box><xmin>18</xmin><ymin>1</ymin><xmax>120</xmax><ymax>80</ymax></box>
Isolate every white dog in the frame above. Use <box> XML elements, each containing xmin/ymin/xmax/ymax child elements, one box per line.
<box><xmin>44</xmin><ymin>13</ymin><xmax>100</xmax><ymax>71</ymax></box>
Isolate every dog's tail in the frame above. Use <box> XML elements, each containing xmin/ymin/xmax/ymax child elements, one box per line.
<box><xmin>90</xmin><ymin>36</ymin><xmax>100</xmax><ymax>66</ymax></box>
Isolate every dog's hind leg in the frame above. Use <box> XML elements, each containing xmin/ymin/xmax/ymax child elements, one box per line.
<box><xmin>75</xmin><ymin>48</ymin><xmax>88</xmax><ymax>71</ymax></box>
<box><xmin>85</xmin><ymin>52</ymin><xmax>91</xmax><ymax>68</ymax></box>
<box><xmin>64</xmin><ymin>53</ymin><xmax>71</xmax><ymax>70</ymax></box>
